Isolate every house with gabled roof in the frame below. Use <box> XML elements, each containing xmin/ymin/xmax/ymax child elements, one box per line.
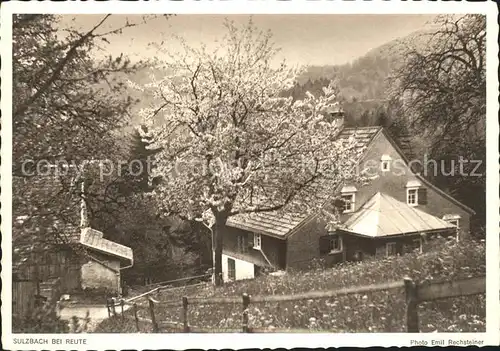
<box><xmin>220</xmin><ymin>118</ymin><xmax>475</xmax><ymax>282</ymax></box>
<box><xmin>13</xmin><ymin>169</ymin><xmax>133</xmax><ymax>299</ymax></box>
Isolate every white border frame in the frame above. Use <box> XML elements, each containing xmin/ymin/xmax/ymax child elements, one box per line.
<box><xmin>1</xmin><ymin>1</ymin><xmax>498</xmax><ymax>349</ymax></box>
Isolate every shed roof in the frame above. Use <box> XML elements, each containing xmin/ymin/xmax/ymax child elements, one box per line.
<box><xmin>342</xmin><ymin>192</ymin><xmax>456</xmax><ymax>237</ymax></box>
<box><xmin>226</xmin><ymin>211</ymin><xmax>310</xmax><ymax>239</ymax></box>
<box><xmin>80</xmin><ymin>227</ymin><xmax>133</xmax><ymax>263</ymax></box>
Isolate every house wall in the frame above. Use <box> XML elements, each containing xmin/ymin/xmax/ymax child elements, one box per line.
<box><xmin>340</xmin><ymin>131</ymin><xmax>472</xmax><ymax>237</ymax></box>
<box><xmin>17</xmin><ymin>248</ymin><xmax>82</xmax><ymax>292</ymax></box>
<box><xmin>222</xmin><ymin>226</ymin><xmax>286</xmax><ymax>269</ymax></box>
<box><xmin>80</xmin><ymin>253</ymin><xmax>121</xmax><ymax>293</ymax></box>
<box><xmin>286</xmin><ymin>215</ymin><xmax>329</xmax><ymax>269</ymax></box>
<box><xmin>221</xmin><ymin>253</ymin><xmax>255</xmax><ymax>281</ymax></box>
<box><xmin>321</xmin><ymin>231</ymin><xmax>451</xmax><ymax>267</ymax></box>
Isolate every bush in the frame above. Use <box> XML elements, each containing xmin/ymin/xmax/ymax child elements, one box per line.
<box><xmin>13</xmin><ymin>302</ymin><xmax>69</xmax><ymax>333</ymax></box>
<box><xmin>68</xmin><ymin>311</ymin><xmax>91</xmax><ymax>333</ymax></box>
<box><xmin>94</xmin><ymin>315</ymin><xmax>155</xmax><ymax>333</ymax></box>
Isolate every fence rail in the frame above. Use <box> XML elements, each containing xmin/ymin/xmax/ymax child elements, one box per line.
<box><xmin>144</xmin><ymin>274</ymin><xmax>212</xmax><ymax>289</ymax></box>
<box><xmin>108</xmin><ymin>275</ymin><xmax>486</xmax><ymax>333</ymax></box>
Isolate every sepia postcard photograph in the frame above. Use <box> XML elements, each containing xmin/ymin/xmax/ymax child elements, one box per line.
<box><xmin>1</xmin><ymin>1</ymin><xmax>498</xmax><ymax>349</ymax></box>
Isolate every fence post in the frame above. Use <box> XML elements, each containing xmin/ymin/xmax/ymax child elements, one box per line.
<box><xmin>242</xmin><ymin>293</ymin><xmax>250</xmax><ymax>333</ymax></box>
<box><xmin>121</xmin><ymin>299</ymin><xmax>125</xmax><ymax>321</ymax></box>
<box><xmin>106</xmin><ymin>299</ymin><xmax>111</xmax><ymax>318</ymax></box>
<box><xmin>133</xmin><ymin>303</ymin><xmax>140</xmax><ymax>332</ymax></box>
<box><xmin>182</xmin><ymin>296</ymin><xmax>190</xmax><ymax>333</ymax></box>
<box><xmin>111</xmin><ymin>297</ymin><xmax>116</xmax><ymax>317</ymax></box>
<box><xmin>148</xmin><ymin>297</ymin><xmax>159</xmax><ymax>333</ymax></box>
<box><xmin>404</xmin><ymin>277</ymin><xmax>419</xmax><ymax>333</ymax></box>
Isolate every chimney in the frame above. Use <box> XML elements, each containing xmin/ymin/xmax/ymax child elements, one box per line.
<box><xmin>326</xmin><ymin>104</ymin><xmax>345</xmax><ymax>131</ymax></box>
<box><xmin>80</xmin><ymin>180</ymin><xmax>90</xmax><ymax>228</ymax></box>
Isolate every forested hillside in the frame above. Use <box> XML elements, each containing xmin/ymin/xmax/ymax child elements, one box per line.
<box><xmin>283</xmin><ymin>17</ymin><xmax>485</xmax><ymax>232</ymax></box>
<box><xmin>284</xmin><ymin>29</ymin><xmax>431</xmax><ymax>128</ymax></box>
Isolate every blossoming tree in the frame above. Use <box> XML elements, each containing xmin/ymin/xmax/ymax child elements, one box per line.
<box><xmin>131</xmin><ymin>20</ymin><xmax>364</xmax><ymax>285</ymax></box>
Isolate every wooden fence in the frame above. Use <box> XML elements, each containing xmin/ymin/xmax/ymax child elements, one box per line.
<box><xmin>13</xmin><ymin>277</ymin><xmax>64</xmax><ymax>318</ymax></box>
<box><xmin>12</xmin><ymin>280</ymin><xmax>38</xmax><ymax>318</ymax></box>
<box><xmin>108</xmin><ymin>275</ymin><xmax>485</xmax><ymax>333</ymax></box>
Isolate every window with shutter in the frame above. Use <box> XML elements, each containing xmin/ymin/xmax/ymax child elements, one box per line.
<box><xmin>319</xmin><ymin>236</ymin><xmax>331</xmax><ymax>255</ymax></box>
<box><xmin>341</xmin><ymin>193</ymin><xmax>355</xmax><ymax>213</ymax></box>
<box><xmin>247</xmin><ymin>233</ymin><xmax>254</xmax><ymax>249</ymax></box>
<box><xmin>417</xmin><ymin>188</ymin><xmax>427</xmax><ymax>205</ymax></box>
<box><xmin>407</xmin><ymin>188</ymin><xmax>418</xmax><ymax>206</ymax></box>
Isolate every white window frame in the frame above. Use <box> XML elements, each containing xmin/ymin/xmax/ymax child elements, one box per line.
<box><xmin>253</xmin><ymin>233</ymin><xmax>262</xmax><ymax>250</ymax></box>
<box><xmin>380</xmin><ymin>155</ymin><xmax>392</xmax><ymax>172</ymax></box>
<box><xmin>341</xmin><ymin>193</ymin><xmax>356</xmax><ymax>213</ymax></box>
<box><xmin>227</xmin><ymin>258</ymin><xmax>236</xmax><ymax>280</ymax></box>
<box><xmin>386</xmin><ymin>242</ymin><xmax>397</xmax><ymax>257</ymax></box>
<box><xmin>328</xmin><ymin>235</ymin><xmax>343</xmax><ymax>254</ymax></box>
<box><xmin>381</xmin><ymin>160</ymin><xmax>390</xmax><ymax>172</ymax></box>
<box><xmin>406</xmin><ymin>187</ymin><xmax>418</xmax><ymax>207</ymax></box>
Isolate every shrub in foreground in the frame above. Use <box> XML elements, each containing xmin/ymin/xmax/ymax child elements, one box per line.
<box><xmin>13</xmin><ymin>303</ymin><xmax>69</xmax><ymax>333</ymax></box>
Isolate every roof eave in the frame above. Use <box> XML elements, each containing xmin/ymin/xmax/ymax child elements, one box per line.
<box><xmin>80</xmin><ymin>242</ymin><xmax>133</xmax><ymax>265</ymax></box>
<box><xmin>339</xmin><ymin>226</ymin><xmax>456</xmax><ymax>239</ymax></box>
<box><xmin>225</xmin><ymin>221</ymin><xmax>289</xmax><ymax>240</ymax></box>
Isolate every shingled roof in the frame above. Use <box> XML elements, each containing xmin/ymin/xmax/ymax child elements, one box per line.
<box><xmin>226</xmin><ymin>211</ymin><xmax>310</xmax><ymax>239</ymax></box>
<box><xmin>81</xmin><ymin>227</ymin><xmax>133</xmax><ymax>263</ymax></box>
<box><xmin>337</xmin><ymin>126</ymin><xmax>382</xmax><ymax>153</ymax></box>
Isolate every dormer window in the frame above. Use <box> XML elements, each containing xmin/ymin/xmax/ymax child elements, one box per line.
<box><xmin>341</xmin><ymin>193</ymin><xmax>355</xmax><ymax>213</ymax></box>
<box><xmin>407</xmin><ymin>188</ymin><xmax>418</xmax><ymax>206</ymax></box>
<box><xmin>340</xmin><ymin>185</ymin><xmax>357</xmax><ymax>213</ymax></box>
<box><xmin>406</xmin><ymin>180</ymin><xmax>427</xmax><ymax>207</ymax></box>
<box><xmin>381</xmin><ymin>155</ymin><xmax>392</xmax><ymax>172</ymax></box>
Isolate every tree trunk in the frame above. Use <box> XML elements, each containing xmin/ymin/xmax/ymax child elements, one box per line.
<box><xmin>213</xmin><ymin>213</ymin><xmax>228</xmax><ymax>287</ymax></box>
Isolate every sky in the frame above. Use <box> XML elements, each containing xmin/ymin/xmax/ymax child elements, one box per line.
<box><xmin>58</xmin><ymin>14</ymin><xmax>437</xmax><ymax>67</ymax></box>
